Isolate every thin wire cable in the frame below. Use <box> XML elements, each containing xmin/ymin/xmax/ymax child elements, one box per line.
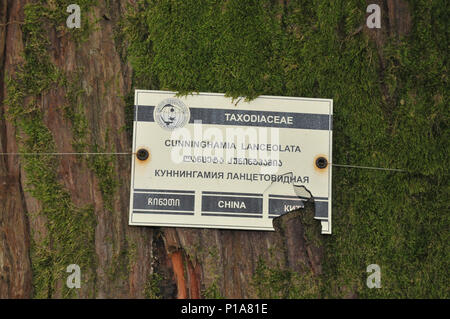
<box><xmin>0</xmin><ymin>152</ymin><xmax>134</xmax><ymax>156</ymax></box>
<box><xmin>0</xmin><ymin>153</ymin><xmax>407</xmax><ymax>172</ymax></box>
<box><xmin>331</xmin><ymin>163</ymin><xmax>406</xmax><ymax>172</ymax></box>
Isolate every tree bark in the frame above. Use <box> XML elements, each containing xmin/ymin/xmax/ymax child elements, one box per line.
<box><xmin>0</xmin><ymin>0</ymin><xmax>413</xmax><ymax>299</ymax></box>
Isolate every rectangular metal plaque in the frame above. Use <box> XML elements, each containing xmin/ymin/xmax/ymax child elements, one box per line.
<box><xmin>129</xmin><ymin>90</ymin><xmax>333</xmax><ymax>234</ymax></box>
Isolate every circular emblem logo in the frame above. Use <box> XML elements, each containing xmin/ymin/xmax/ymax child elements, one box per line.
<box><xmin>154</xmin><ymin>98</ymin><xmax>190</xmax><ymax>130</ymax></box>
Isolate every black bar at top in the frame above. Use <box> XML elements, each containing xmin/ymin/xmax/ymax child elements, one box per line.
<box><xmin>135</xmin><ymin>105</ymin><xmax>332</xmax><ymax>130</ymax></box>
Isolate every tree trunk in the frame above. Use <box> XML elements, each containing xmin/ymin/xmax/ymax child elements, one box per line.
<box><xmin>0</xmin><ymin>0</ymin><xmax>324</xmax><ymax>298</ymax></box>
<box><xmin>2</xmin><ymin>0</ymin><xmax>444</xmax><ymax>299</ymax></box>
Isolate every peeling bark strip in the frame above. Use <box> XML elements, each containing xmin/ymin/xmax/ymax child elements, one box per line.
<box><xmin>187</xmin><ymin>260</ymin><xmax>201</xmax><ymax>299</ymax></box>
<box><xmin>169</xmin><ymin>251</ymin><xmax>187</xmax><ymax>299</ymax></box>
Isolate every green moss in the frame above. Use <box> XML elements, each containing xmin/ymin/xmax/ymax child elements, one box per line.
<box><xmin>106</xmin><ymin>247</ymin><xmax>130</xmax><ymax>283</ymax></box>
<box><xmin>126</xmin><ymin>240</ymin><xmax>138</xmax><ymax>273</ymax></box>
<box><xmin>62</xmin><ymin>69</ymin><xmax>90</xmax><ymax>153</ymax></box>
<box><xmin>201</xmin><ymin>246</ymin><xmax>224</xmax><ymax>299</ymax></box>
<box><xmin>122</xmin><ymin>91</ymin><xmax>135</xmax><ymax>141</ymax></box>
<box><xmin>87</xmin><ymin>139</ymin><xmax>118</xmax><ymax>212</ymax></box>
<box><xmin>62</xmin><ymin>71</ymin><xmax>119</xmax><ymax>213</ymax></box>
<box><xmin>63</xmin><ymin>74</ymin><xmax>120</xmax><ymax>217</ymax></box>
<box><xmin>144</xmin><ymin>273</ymin><xmax>163</xmax><ymax>299</ymax></box>
<box><xmin>202</xmin><ymin>280</ymin><xmax>223</xmax><ymax>299</ymax></box>
<box><xmin>252</xmin><ymin>258</ymin><xmax>320</xmax><ymax>299</ymax></box>
<box><xmin>124</xmin><ymin>0</ymin><xmax>283</xmax><ymax>99</ymax></box>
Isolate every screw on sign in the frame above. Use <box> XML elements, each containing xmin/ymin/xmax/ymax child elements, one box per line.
<box><xmin>316</xmin><ymin>157</ymin><xmax>328</xmax><ymax>169</ymax></box>
<box><xmin>137</xmin><ymin>148</ymin><xmax>150</xmax><ymax>161</ymax></box>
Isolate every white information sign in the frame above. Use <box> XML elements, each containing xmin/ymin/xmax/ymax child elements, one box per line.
<box><xmin>129</xmin><ymin>90</ymin><xmax>333</xmax><ymax>234</ymax></box>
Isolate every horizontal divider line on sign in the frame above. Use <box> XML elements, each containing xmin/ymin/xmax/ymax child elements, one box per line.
<box><xmin>133</xmin><ymin>210</ymin><xmax>194</xmax><ymax>215</ymax></box>
<box><xmin>201</xmin><ymin>213</ymin><xmax>263</xmax><ymax>218</ymax></box>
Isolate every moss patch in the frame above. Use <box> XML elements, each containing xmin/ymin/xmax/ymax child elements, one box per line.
<box><xmin>144</xmin><ymin>273</ymin><xmax>163</xmax><ymax>299</ymax></box>
<box><xmin>252</xmin><ymin>258</ymin><xmax>320</xmax><ymax>299</ymax></box>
